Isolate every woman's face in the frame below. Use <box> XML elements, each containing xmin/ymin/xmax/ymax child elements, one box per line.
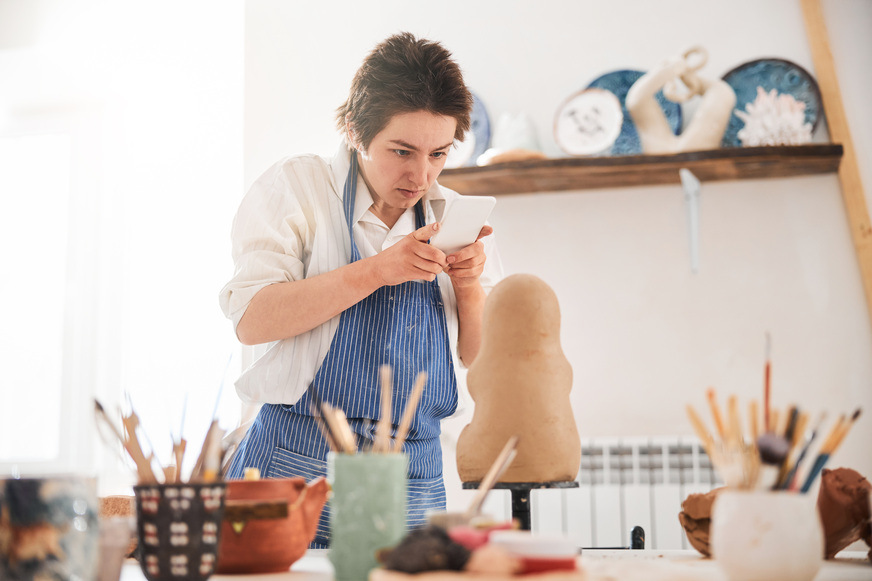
<box><xmin>353</xmin><ymin>110</ymin><xmax>457</xmax><ymax>226</ymax></box>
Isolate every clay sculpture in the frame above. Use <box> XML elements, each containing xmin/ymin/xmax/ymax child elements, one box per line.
<box><xmin>456</xmin><ymin>274</ymin><xmax>581</xmax><ymax>483</ymax></box>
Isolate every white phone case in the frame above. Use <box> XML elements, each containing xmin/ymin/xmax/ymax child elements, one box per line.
<box><xmin>430</xmin><ymin>196</ymin><xmax>496</xmax><ymax>254</ymax></box>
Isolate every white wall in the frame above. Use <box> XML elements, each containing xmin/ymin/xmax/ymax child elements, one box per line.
<box><xmin>244</xmin><ymin>0</ymin><xmax>872</xmax><ymax>509</ymax></box>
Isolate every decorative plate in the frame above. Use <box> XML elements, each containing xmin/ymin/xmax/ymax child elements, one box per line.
<box><xmin>553</xmin><ymin>88</ymin><xmax>623</xmax><ymax>156</ymax></box>
<box><xmin>720</xmin><ymin>57</ymin><xmax>821</xmax><ymax>147</ymax></box>
<box><xmin>584</xmin><ymin>69</ymin><xmax>683</xmax><ymax>155</ymax></box>
<box><xmin>445</xmin><ymin>92</ymin><xmax>491</xmax><ymax>168</ymax></box>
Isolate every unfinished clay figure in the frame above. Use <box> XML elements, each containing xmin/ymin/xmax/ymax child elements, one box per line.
<box><xmin>456</xmin><ymin>274</ymin><xmax>581</xmax><ymax>483</ymax></box>
<box><xmin>626</xmin><ymin>46</ymin><xmax>736</xmax><ymax>153</ymax></box>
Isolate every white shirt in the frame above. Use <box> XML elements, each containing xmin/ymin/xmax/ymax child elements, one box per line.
<box><xmin>219</xmin><ymin>143</ymin><xmax>503</xmax><ymax>405</ymax></box>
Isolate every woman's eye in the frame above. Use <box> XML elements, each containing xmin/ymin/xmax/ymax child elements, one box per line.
<box><xmin>393</xmin><ymin>149</ymin><xmax>410</xmax><ymax>157</ymax></box>
<box><xmin>432</xmin><ymin>151</ymin><xmax>447</xmax><ymax>159</ymax></box>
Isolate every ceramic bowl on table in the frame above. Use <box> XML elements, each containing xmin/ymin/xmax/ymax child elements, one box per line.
<box><xmin>133</xmin><ymin>482</ymin><xmax>226</xmax><ymax>581</ymax></box>
<box><xmin>0</xmin><ymin>475</ymin><xmax>99</xmax><ymax>581</ymax></box>
<box><xmin>216</xmin><ymin>476</ymin><xmax>329</xmax><ymax>574</ymax></box>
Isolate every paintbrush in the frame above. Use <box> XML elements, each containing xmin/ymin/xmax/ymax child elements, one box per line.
<box><xmin>800</xmin><ymin>408</ymin><xmax>861</xmax><ymax>493</ymax></box>
<box><xmin>334</xmin><ymin>409</ymin><xmax>358</xmax><ymax>454</ymax></box>
<box><xmin>763</xmin><ymin>333</ymin><xmax>772</xmax><ymax>432</ymax></box>
<box><xmin>749</xmin><ymin>399</ymin><xmax>760</xmax><ymax>443</ymax></box>
<box><xmin>686</xmin><ymin>404</ymin><xmax>716</xmax><ymax>459</ymax></box>
<box><xmin>774</xmin><ymin>410</ymin><xmax>808</xmax><ymax>488</ymax></box>
<box><xmin>305</xmin><ymin>382</ymin><xmax>339</xmax><ymax>452</ymax></box>
<box><xmin>172</xmin><ymin>397</ymin><xmax>188</xmax><ymax>483</ymax></box>
<box><xmin>321</xmin><ymin>402</ymin><xmax>357</xmax><ymax>454</ymax></box>
<box><xmin>727</xmin><ymin>395</ymin><xmax>742</xmax><ymax>448</ymax></box>
<box><xmin>393</xmin><ymin>372</ymin><xmax>427</xmax><ymax>453</ymax></box>
<box><xmin>94</xmin><ymin>399</ymin><xmax>140</xmax><ymax>473</ymax></box>
<box><xmin>706</xmin><ymin>387</ymin><xmax>728</xmax><ymax>440</ymax></box>
<box><xmin>464</xmin><ymin>435</ymin><xmax>520</xmax><ymax>520</ymax></box>
<box><xmin>782</xmin><ymin>412</ymin><xmax>826</xmax><ymax>490</ymax></box>
<box><xmin>119</xmin><ymin>402</ymin><xmax>159</xmax><ymax>484</ymax></box>
<box><xmin>375</xmin><ymin>365</ymin><xmax>393</xmax><ymax>453</ymax></box>
<box><xmin>190</xmin><ymin>419</ymin><xmax>221</xmax><ymax>482</ymax></box>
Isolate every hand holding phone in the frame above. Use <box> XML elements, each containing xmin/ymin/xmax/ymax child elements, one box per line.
<box><xmin>430</xmin><ymin>196</ymin><xmax>496</xmax><ymax>254</ymax></box>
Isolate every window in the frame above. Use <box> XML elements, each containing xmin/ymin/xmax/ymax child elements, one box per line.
<box><xmin>0</xmin><ymin>111</ymin><xmax>101</xmax><ymax>476</ymax></box>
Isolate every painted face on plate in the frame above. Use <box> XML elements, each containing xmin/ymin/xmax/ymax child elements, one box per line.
<box><xmin>352</xmin><ymin>110</ymin><xmax>457</xmax><ymax>227</ymax></box>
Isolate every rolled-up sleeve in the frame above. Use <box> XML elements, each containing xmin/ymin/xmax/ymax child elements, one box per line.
<box><xmin>219</xmin><ymin>164</ymin><xmax>311</xmax><ymax>331</ymax></box>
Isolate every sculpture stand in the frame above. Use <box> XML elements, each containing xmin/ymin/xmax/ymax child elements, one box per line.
<box><xmin>461</xmin><ymin>480</ymin><xmax>579</xmax><ymax>531</ymax></box>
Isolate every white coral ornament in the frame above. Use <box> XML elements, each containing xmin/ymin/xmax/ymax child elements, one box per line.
<box><xmin>735</xmin><ymin>86</ymin><xmax>813</xmax><ymax>146</ymax></box>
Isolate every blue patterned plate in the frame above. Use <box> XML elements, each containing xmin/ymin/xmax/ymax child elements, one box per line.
<box><xmin>470</xmin><ymin>92</ymin><xmax>491</xmax><ymax>162</ymax></box>
<box><xmin>721</xmin><ymin>58</ymin><xmax>821</xmax><ymax>147</ymax></box>
<box><xmin>585</xmin><ymin>69</ymin><xmax>682</xmax><ymax>156</ymax></box>
<box><xmin>445</xmin><ymin>92</ymin><xmax>491</xmax><ymax>167</ymax></box>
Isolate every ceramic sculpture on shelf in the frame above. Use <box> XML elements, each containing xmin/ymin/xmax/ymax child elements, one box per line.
<box><xmin>626</xmin><ymin>46</ymin><xmax>736</xmax><ymax>153</ymax></box>
<box><xmin>456</xmin><ymin>274</ymin><xmax>581</xmax><ymax>483</ymax></box>
<box><xmin>476</xmin><ymin>112</ymin><xmax>547</xmax><ymax>166</ymax></box>
<box><xmin>735</xmin><ymin>87</ymin><xmax>813</xmax><ymax>146</ymax></box>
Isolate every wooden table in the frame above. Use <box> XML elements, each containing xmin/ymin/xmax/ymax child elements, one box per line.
<box><xmin>120</xmin><ymin>549</ymin><xmax>871</xmax><ymax>580</ymax></box>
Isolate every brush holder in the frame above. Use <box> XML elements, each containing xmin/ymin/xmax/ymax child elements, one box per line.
<box><xmin>133</xmin><ymin>482</ymin><xmax>226</xmax><ymax>581</ymax></box>
<box><xmin>327</xmin><ymin>452</ymin><xmax>408</xmax><ymax>581</ymax></box>
<box><xmin>712</xmin><ymin>489</ymin><xmax>823</xmax><ymax>581</ymax></box>
<box><xmin>0</xmin><ymin>476</ymin><xmax>99</xmax><ymax>580</ymax></box>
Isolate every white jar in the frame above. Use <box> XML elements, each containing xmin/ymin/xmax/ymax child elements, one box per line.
<box><xmin>712</xmin><ymin>489</ymin><xmax>823</xmax><ymax>581</ymax></box>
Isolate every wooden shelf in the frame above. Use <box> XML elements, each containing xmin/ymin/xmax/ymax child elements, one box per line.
<box><xmin>438</xmin><ymin>144</ymin><xmax>844</xmax><ymax>196</ymax></box>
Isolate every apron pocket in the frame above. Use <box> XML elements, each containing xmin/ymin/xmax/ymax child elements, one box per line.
<box><xmin>266</xmin><ymin>446</ymin><xmax>331</xmax><ymax>546</ymax></box>
<box><xmin>266</xmin><ymin>446</ymin><xmax>327</xmax><ymax>482</ymax></box>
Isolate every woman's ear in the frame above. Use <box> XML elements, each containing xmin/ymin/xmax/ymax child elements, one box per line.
<box><xmin>346</xmin><ymin>117</ymin><xmax>361</xmax><ymax>151</ymax></box>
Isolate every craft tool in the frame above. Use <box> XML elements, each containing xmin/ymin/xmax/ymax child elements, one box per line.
<box><xmin>799</xmin><ymin>410</ymin><xmax>860</xmax><ymax>493</ymax></box>
<box><xmin>464</xmin><ymin>435</ymin><xmax>520</xmax><ymax>520</ymax></box>
<box><xmin>763</xmin><ymin>333</ymin><xmax>772</xmax><ymax>432</ymax></box>
<box><xmin>706</xmin><ymin>387</ymin><xmax>727</xmax><ymax>439</ymax></box>
<box><xmin>375</xmin><ymin>365</ymin><xmax>393</xmax><ymax>453</ymax></box>
<box><xmin>393</xmin><ymin>372</ymin><xmax>427</xmax><ymax>452</ymax></box>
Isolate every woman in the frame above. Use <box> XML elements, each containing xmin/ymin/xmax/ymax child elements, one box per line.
<box><xmin>218</xmin><ymin>32</ymin><xmax>503</xmax><ymax>547</ymax></box>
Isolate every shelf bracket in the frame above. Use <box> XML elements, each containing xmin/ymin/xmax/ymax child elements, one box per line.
<box><xmin>679</xmin><ymin>168</ymin><xmax>701</xmax><ymax>274</ymax></box>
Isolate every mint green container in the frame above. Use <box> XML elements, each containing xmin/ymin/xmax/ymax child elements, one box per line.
<box><xmin>327</xmin><ymin>452</ymin><xmax>408</xmax><ymax>581</ymax></box>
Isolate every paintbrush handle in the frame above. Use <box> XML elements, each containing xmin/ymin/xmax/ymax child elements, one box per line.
<box><xmin>685</xmin><ymin>404</ymin><xmax>715</xmax><ymax>457</ymax></box>
<box><xmin>749</xmin><ymin>400</ymin><xmax>760</xmax><ymax>442</ymax></box>
<box><xmin>375</xmin><ymin>366</ymin><xmax>393</xmax><ymax>453</ymax></box>
<box><xmin>706</xmin><ymin>387</ymin><xmax>727</xmax><ymax>439</ymax></box>
<box><xmin>464</xmin><ymin>435</ymin><xmax>519</xmax><ymax>519</ymax></box>
<box><xmin>393</xmin><ymin>372</ymin><xmax>427</xmax><ymax>453</ymax></box>
<box><xmin>800</xmin><ymin>453</ymin><xmax>830</xmax><ymax>493</ymax></box>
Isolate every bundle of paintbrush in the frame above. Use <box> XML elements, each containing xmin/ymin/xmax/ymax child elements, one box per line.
<box><xmin>686</xmin><ymin>389</ymin><xmax>861</xmax><ymax>492</ymax></box>
<box><xmin>309</xmin><ymin>365</ymin><xmax>427</xmax><ymax>455</ymax></box>
<box><xmin>94</xmin><ymin>396</ymin><xmax>230</xmax><ymax>484</ymax></box>
<box><xmin>686</xmin><ymin>388</ymin><xmax>760</xmax><ymax>489</ymax></box>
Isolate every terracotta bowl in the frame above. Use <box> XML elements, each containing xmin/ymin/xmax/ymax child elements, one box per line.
<box><xmin>216</xmin><ymin>477</ymin><xmax>329</xmax><ymax>574</ymax></box>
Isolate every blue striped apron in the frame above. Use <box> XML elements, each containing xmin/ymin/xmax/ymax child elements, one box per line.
<box><xmin>227</xmin><ymin>152</ymin><xmax>458</xmax><ymax>547</ymax></box>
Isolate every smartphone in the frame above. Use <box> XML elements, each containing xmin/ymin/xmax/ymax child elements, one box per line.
<box><xmin>430</xmin><ymin>195</ymin><xmax>496</xmax><ymax>254</ymax></box>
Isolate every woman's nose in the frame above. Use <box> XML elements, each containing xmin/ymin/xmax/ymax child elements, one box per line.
<box><xmin>409</xmin><ymin>157</ymin><xmax>429</xmax><ymax>186</ymax></box>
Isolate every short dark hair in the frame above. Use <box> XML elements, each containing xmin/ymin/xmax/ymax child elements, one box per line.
<box><xmin>336</xmin><ymin>32</ymin><xmax>472</xmax><ymax>151</ymax></box>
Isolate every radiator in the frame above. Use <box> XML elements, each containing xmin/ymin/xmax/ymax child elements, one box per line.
<box><xmin>475</xmin><ymin>436</ymin><xmax>720</xmax><ymax>550</ymax></box>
